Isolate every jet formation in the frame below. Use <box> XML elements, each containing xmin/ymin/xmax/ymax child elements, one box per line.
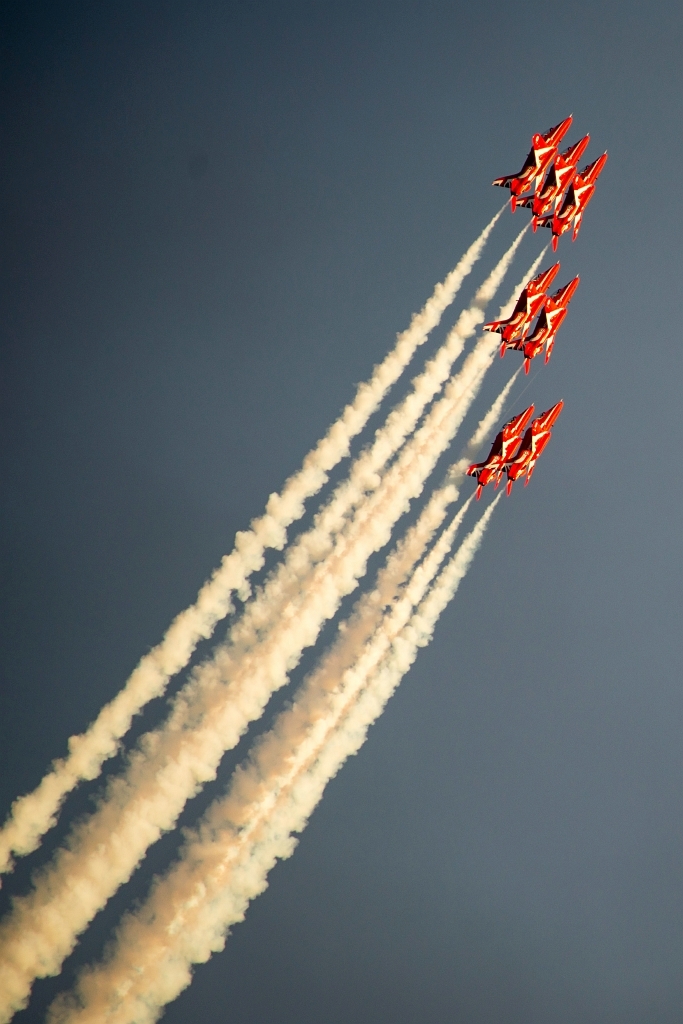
<box><xmin>492</xmin><ymin>115</ymin><xmax>607</xmax><ymax>250</ymax></box>
<box><xmin>484</xmin><ymin>264</ymin><xmax>579</xmax><ymax>374</ymax></box>
<box><xmin>467</xmin><ymin>402</ymin><xmax>564</xmax><ymax>498</ymax></box>
<box><xmin>468</xmin><ymin>117</ymin><xmax>606</xmax><ymax>498</ymax></box>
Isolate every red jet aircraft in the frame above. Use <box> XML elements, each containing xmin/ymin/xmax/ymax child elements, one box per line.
<box><xmin>466</xmin><ymin>405</ymin><xmax>535</xmax><ymax>500</ymax></box>
<box><xmin>484</xmin><ymin>263</ymin><xmax>560</xmax><ymax>349</ymax></box>
<box><xmin>501</xmin><ymin>276</ymin><xmax>579</xmax><ymax>373</ymax></box>
<box><xmin>537</xmin><ymin>153</ymin><xmax>608</xmax><ymax>250</ymax></box>
<box><xmin>492</xmin><ymin>117</ymin><xmax>572</xmax><ymax>211</ymax></box>
<box><xmin>517</xmin><ymin>135</ymin><xmax>590</xmax><ymax>227</ymax></box>
<box><xmin>504</xmin><ymin>401</ymin><xmax>564</xmax><ymax>494</ymax></box>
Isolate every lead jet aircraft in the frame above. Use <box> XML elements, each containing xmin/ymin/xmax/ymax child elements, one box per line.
<box><xmin>517</xmin><ymin>135</ymin><xmax>590</xmax><ymax>227</ymax></box>
<box><xmin>484</xmin><ymin>263</ymin><xmax>560</xmax><ymax>350</ymax></box>
<box><xmin>504</xmin><ymin>400</ymin><xmax>564</xmax><ymax>494</ymax></box>
<box><xmin>466</xmin><ymin>405</ymin><xmax>535</xmax><ymax>500</ymax></box>
<box><xmin>537</xmin><ymin>152</ymin><xmax>608</xmax><ymax>250</ymax></box>
<box><xmin>501</xmin><ymin>276</ymin><xmax>579</xmax><ymax>373</ymax></box>
<box><xmin>492</xmin><ymin>116</ymin><xmax>573</xmax><ymax>211</ymax></box>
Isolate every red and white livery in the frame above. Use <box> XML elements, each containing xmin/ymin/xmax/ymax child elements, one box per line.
<box><xmin>537</xmin><ymin>153</ymin><xmax>608</xmax><ymax>250</ymax></box>
<box><xmin>492</xmin><ymin>117</ymin><xmax>573</xmax><ymax>211</ymax></box>
<box><xmin>484</xmin><ymin>263</ymin><xmax>560</xmax><ymax>349</ymax></box>
<box><xmin>517</xmin><ymin>135</ymin><xmax>590</xmax><ymax>228</ymax></box>
<box><xmin>504</xmin><ymin>401</ymin><xmax>564</xmax><ymax>494</ymax></box>
<box><xmin>466</xmin><ymin>406</ymin><xmax>535</xmax><ymax>500</ymax></box>
<box><xmin>501</xmin><ymin>276</ymin><xmax>579</xmax><ymax>373</ymax></box>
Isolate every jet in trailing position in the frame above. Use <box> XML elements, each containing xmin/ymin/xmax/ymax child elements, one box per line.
<box><xmin>504</xmin><ymin>401</ymin><xmax>564</xmax><ymax>494</ymax></box>
<box><xmin>517</xmin><ymin>135</ymin><xmax>591</xmax><ymax>228</ymax></box>
<box><xmin>537</xmin><ymin>153</ymin><xmax>608</xmax><ymax>250</ymax></box>
<box><xmin>492</xmin><ymin>117</ymin><xmax>573</xmax><ymax>211</ymax></box>
<box><xmin>501</xmin><ymin>276</ymin><xmax>580</xmax><ymax>373</ymax></box>
<box><xmin>484</xmin><ymin>263</ymin><xmax>560</xmax><ymax>349</ymax></box>
<box><xmin>466</xmin><ymin>406</ymin><xmax>535</xmax><ymax>500</ymax></box>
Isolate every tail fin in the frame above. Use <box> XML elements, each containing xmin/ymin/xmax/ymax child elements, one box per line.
<box><xmin>552</xmin><ymin>234</ymin><xmax>559</xmax><ymax>252</ymax></box>
<box><xmin>500</xmin><ymin>342</ymin><xmax>506</xmax><ymax>358</ymax></box>
<box><xmin>475</xmin><ymin>484</ymin><xmax>483</xmax><ymax>501</ymax></box>
<box><xmin>524</xmin><ymin>358</ymin><xmax>530</xmax><ymax>374</ymax></box>
<box><xmin>506</xmin><ymin>479</ymin><xmax>513</xmax><ymax>496</ymax></box>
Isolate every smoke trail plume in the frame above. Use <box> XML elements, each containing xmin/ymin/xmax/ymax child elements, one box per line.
<box><xmin>453</xmin><ymin>366</ymin><xmax>521</xmax><ymax>471</ymax></box>
<box><xmin>0</xmin><ymin>208</ymin><xmax>504</xmax><ymax>881</ymax></box>
<box><xmin>208</xmin><ymin>224</ymin><xmax>527</xmax><ymax>679</ymax></box>
<box><xmin>50</xmin><ymin>497</ymin><xmax>500</xmax><ymax>1024</ymax></box>
<box><xmin>0</xmin><ymin>244</ymin><xmax>531</xmax><ymax>1022</ymax></box>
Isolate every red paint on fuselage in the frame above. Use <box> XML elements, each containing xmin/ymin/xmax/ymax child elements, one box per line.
<box><xmin>484</xmin><ymin>263</ymin><xmax>561</xmax><ymax>344</ymax></box>
<box><xmin>538</xmin><ymin>152</ymin><xmax>607</xmax><ymax>248</ymax></box>
<box><xmin>505</xmin><ymin>401</ymin><xmax>564</xmax><ymax>493</ymax></box>
<box><xmin>500</xmin><ymin>277</ymin><xmax>580</xmax><ymax>371</ymax></box>
<box><xmin>519</xmin><ymin>134</ymin><xmax>590</xmax><ymax>223</ymax></box>
<box><xmin>466</xmin><ymin>406</ymin><xmax>535</xmax><ymax>497</ymax></box>
<box><xmin>492</xmin><ymin>117</ymin><xmax>573</xmax><ymax>206</ymax></box>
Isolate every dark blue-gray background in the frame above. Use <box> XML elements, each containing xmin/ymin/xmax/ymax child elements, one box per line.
<box><xmin>2</xmin><ymin>2</ymin><xmax>682</xmax><ymax>1021</ymax></box>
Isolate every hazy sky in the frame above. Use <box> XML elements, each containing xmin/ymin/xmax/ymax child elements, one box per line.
<box><xmin>1</xmin><ymin>2</ymin><xmax>682</xmax><ymax>1022</ymax></box>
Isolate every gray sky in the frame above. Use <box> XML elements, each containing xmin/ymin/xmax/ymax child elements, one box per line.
<box><xmin>1</xmin><ymin>1</ymin><xmax>682</xmax><ymax>1021</ymax></box>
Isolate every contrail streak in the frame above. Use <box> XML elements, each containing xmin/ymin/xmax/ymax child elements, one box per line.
<box><xmin>50</xmin><ymin>502</ymin><xmax>474</xmax><ymax>1024</ymax></box>
<box><xmin>206</xmin><ymin>225</ymin><xmax>527</xmax><ymax>682</ymax></box>
<box><xmin>0</xmin><ymin>245</ymin><xmax>531</xmax><ymax>1022</ymax></box>
<box><xmin>452</xmin><ymin>366</ymin><xmax>522</xmax><ymax>472</ymax></box>
<box><xmin>0</xmin><ymin>207</ymin><xmax>503</xmax><ymax>881</ymax></box>
<box><xmin>50</xmin><ymin>497</ymin><xmax>500</xmax><ymax>1024</ymax></box>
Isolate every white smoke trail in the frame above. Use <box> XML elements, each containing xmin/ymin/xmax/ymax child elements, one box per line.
<box><xmin>50</xmin><ymin>497</ymin><xmax>500</xmax><ymax>1024</ymax></box>
<box><xmin>0</xmin><ymin>207</ymin><xmax>504</xmax><ymax>880</ymax></box>
<box><xmin>207</xmin><ymin>224</ymin><xmax>528</xmax><ymax>679</ymax></box>
<box><xmin>0</xmin><ymin>483</ymin><xmax>462</xmax><ymax>1024</ymax></box>
<box><xmin>0</xmin><ymin>247</ymin><xmax>533</xmax><ymax>1023</ymax></box>
<box><xmin>453</xmin><ymin>365</ymin><xmax>522</xmax><ymax>470</ymax></box>
<box><xmin>184</xmin><ymin>375</ymin><xmax>518</xmax><ymax>904</ymax></box>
